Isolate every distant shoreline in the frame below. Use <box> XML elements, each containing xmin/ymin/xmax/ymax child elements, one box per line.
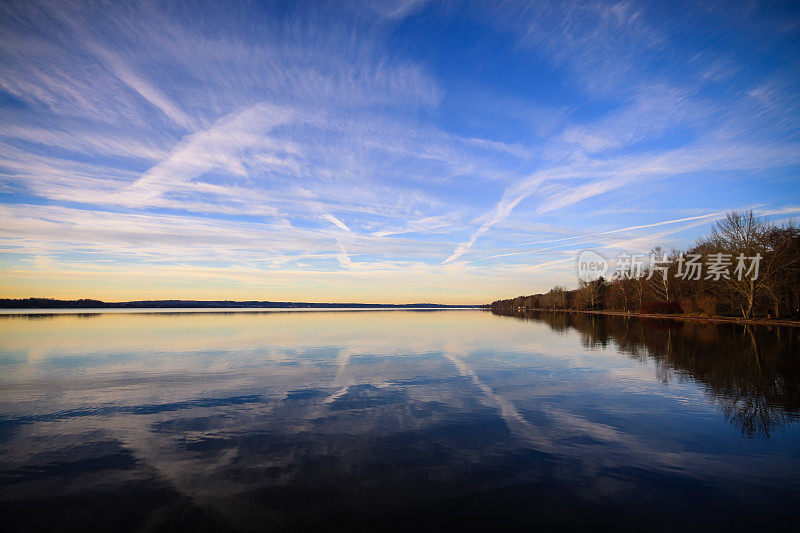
<box><xmin>499</xmin><ymin>308</ymin><xmax>800</xmax><ymax>328</ymax></box>
<box><xmin>0</xmin><ymin>308</ymin><xmax>485</xmax><ymax>317</ymax></box>
<box><xmin>0</xmin><ymin>298</ymin><xmax>487</xmax><ymax>310</ymax></box>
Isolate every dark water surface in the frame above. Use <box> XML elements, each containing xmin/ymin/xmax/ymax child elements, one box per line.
<box><xmin>1</xmin><ymin>309</ymin><xmax>799</xmax><ymax>532</ymax></box>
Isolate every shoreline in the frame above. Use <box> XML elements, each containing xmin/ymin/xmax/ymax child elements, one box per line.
<box><xmin>502</xmin><ymin>308</ymin><xmax>800</xmax><ymax>328</ymax></box>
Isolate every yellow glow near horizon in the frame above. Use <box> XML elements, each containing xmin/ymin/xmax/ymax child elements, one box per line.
<box><xmin>0</xmin><ymin>263</ymin><xmax>575</xmax><ymax>305</ymax></box>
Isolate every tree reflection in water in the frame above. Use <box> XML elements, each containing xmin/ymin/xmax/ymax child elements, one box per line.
<box><xmin>493</xmin><ymin>310</ymin><xmax>800</xmax><ymax>438</ymax></box>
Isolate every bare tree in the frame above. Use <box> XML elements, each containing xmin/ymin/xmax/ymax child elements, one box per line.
<box><xmin>761</xmin><ymin>222</ymin><xmax>800</xmax><ymax>318</ymax></box>
<box><xmin>648</xmin><ymin>246</ymin><xmax>671</xmax><ymax>302</ymax></box>
<box><xmin>707</xmin><ymin>211</ymin><xmax>769</xmax><ymax>318</ymax></box>
<box><xmin>550</xmin><ymin>285</ymin><xmax>566</xmax><ymax>309</ymax></box>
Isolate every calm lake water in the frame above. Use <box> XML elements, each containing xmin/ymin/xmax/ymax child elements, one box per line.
<box><xmin>1</xmin><ymin>309</ymin><xmax>799</xmax><ymax>532</ymax></box>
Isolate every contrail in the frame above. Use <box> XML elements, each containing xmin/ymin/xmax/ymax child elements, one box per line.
<box><xmin>481</xmin><ymin>211</ymin><xmax>725</xmax><ymax>260</ymax></box>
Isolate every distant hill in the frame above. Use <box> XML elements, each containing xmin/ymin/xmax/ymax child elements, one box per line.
<box><xmin>0</xmin><ymin>298</ymin><xmax>486</xmax><ymax>309</ymax></box>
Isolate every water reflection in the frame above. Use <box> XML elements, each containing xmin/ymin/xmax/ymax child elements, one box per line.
<box><xmin>1</xmin><ymin>310</ymin><xmax>798</xmax><ymax>531</ymax></box>
<box><xmin>497</xmin><ymin>310</ymin><xmax>800</xmax><ymax>438</ymax></box>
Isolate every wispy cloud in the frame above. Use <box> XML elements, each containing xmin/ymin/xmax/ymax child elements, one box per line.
<box><xmin>89</xmin><ymin>44</ymin><xmax>197</xmax><ymax>130</ymax></box>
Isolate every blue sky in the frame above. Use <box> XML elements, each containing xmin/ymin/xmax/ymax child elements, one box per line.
<box><xmin>0</xmin><ymin>0</ymin><xmax>798</xmax><ymax>303</ymax></box>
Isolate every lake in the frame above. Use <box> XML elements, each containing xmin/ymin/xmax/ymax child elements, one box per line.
<box><xmin>1</xmin><ymin>309</ymin><xmax>798</xmax><ymax>531</ymax></box>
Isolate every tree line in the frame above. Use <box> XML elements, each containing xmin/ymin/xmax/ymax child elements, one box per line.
<box><xmin>492</xmin><ymin>211</ymin><xmax>800</xmax><ymax>319</ymax></box>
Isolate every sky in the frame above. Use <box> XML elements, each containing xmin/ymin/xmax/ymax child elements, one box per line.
<box><xmin>0</xmin><ymin>0</ymin><xmax>799</xmax><ymax>304</ymax></box>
